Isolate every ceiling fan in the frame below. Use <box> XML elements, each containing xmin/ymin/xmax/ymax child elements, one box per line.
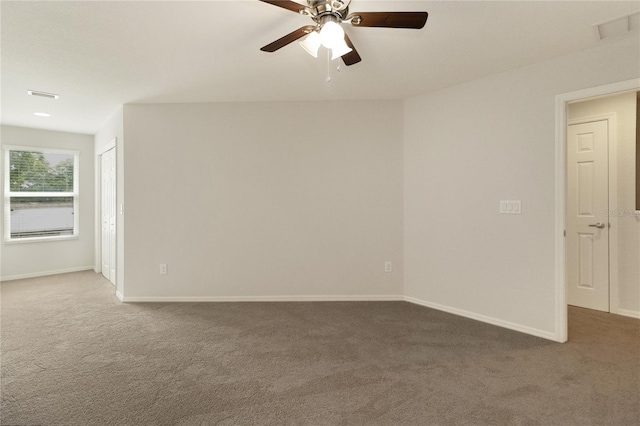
<box><xmin>259</xmin><ymin>0</ymin><xmax>428</xmax><ymax>66</ymax></box>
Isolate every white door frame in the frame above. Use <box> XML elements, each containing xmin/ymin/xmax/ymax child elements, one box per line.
<box><xmin>96</xmin><ymin>138</ymin><xmax>116</xmax><ymax>281</ymax></box>
<box><xmin>554</xmin><ymin>78</ymin><xmax>639</xmax><ymax>342</ymax></box>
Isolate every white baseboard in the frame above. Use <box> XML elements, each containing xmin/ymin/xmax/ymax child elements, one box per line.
<box><xmin>615</xmin><ymin>308</ymin><xmax>640</xmax><ymax>319</ymax></box>
<box><xmin>124</xmin><ymin>294</ymin><xmax>560</xmax><ymax>341</ymax></box>
<box><xmin>121</xmin><ymin>294</ymin><xmax>404</xmax><ymax>303</ymax></box>
<box><xmin>0</xmin><ymin>266</ymin><xmax>94</xmax><ymax>282</ymax></box>
<box><xmin>115</xmin><ymin>290</ymin><xmax>124</xmax><ymax>301</ymax></box>
<box><xmin>404</xmin><ymin>296</ymin><xmax>560</xmax><ymax>342</ymax></box>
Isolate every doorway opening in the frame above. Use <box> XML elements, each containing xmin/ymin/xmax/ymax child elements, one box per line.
<box><xmin>555</xmin><ymin>78</ymin><xmax>640</xmax><ymax>342</ymax></box>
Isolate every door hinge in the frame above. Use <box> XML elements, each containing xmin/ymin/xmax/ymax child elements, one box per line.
<box><xmin>564</xmin><ymin>230</ymin><xmax>566</xmax><ymax>237</ymax></box>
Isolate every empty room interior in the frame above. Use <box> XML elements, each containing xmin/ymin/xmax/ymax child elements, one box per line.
<box><xmin>1</xmin><ymin>1</ymin><xmax>639</xmax><ymax>425</ymax></box>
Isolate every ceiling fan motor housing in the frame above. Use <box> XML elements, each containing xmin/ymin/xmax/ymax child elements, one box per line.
<box><xmin>307</xmin><ymin>0</ymin><xmax>350</xmax><ymax>22</ymax></box>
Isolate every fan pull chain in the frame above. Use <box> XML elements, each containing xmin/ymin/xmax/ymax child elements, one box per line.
<box><xmin>326</xmin><ymin>49</ymin><xmax>332</xmax><ymax>83</ymax></box>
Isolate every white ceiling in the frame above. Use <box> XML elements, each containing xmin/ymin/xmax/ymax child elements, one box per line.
<box><xmin>2</xmin><ymin>0</ymin><xmax>639</xmax><ymax>135</ymax></box>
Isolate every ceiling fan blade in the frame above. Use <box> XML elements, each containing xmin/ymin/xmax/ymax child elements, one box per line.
<box><xmin>258</xmin><ymin>0</ymin><xmax>307</xmax><ymax>14</ymax></box>
<box><xmin>342</xmin><ymin>33</ymin><xmax>361</xmax><ymax>66</ymax></box>
<box><xmin>347</xmin><ymin>11</ymin><xmax>428</xmax><ymax>29</ymax></box>
<box><xmin>261</xmin><ymin>25</ymin><xmax>316</xmax><ymax>52</ymax></box>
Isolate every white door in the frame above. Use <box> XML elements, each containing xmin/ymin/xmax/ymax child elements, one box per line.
<box><xmin>101</xmin><ymin>147</ymin><xmax>116</xmax><ymax>285</ymax></box>
<box><xmin>566</xmin><ymin>120</ymin><xmax>609</xmax><ymax>311</ymax></box>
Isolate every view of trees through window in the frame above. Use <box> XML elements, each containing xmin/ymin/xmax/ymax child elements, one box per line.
<box><xmin>10</xmin><ymin>151</ymin><xmax>74</xmax><ymax>192</ymax></box>
<box><xmin>8</xmin><ymin>150</ymin><xmax>77</xmax><ymax>239</ymax></box>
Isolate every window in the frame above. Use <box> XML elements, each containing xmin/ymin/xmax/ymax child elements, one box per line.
<box><xmin>4</xmin><ymin>146</ymin><xmax>79</xmax><ymax>242</ymax></box>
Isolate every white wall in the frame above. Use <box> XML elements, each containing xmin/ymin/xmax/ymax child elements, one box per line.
<box><xmin>1</xmin><ymin>125</ymin><xmax>94</xmax><ymax>280</ymax></box>
<box><xmin>568</xmin><ymin>92</ymin><xmax>639</xmax><ymax>316</ymax></box>
<box><xmin>403</xmin><ymin>36</ymin><xmax>640</xmax><ymax>340</ymax></box>
<box><xmin>122</xmin><ymin>100</ymin><xmax>404</xmax><ymax>300</ymax></box>
<box><xmin>94</xmin><ymin>107</ymin><xmax>125</xmax><ymax>297</ymax></box>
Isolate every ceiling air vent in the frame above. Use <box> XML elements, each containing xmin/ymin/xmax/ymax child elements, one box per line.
<box><xmin>27</xmin><ymin>90</ymin><xmax>59</xmax><ymax>99</ymax></box>
<box><xmin>596</xmin><ymin>11</ymin><xmax>640</xmax><ymax>40</ymax></box>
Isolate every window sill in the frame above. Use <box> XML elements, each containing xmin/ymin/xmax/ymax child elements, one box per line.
<box><xmin>4</xmin><ymin>235</ymin><xmax>80</xmax><ymax>245</ymax></box>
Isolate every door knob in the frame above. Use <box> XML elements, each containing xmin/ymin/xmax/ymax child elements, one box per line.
<box><xmin>588</xmin><ymin>223</ymin><xmax>606</xmax><ymax>228</ymax></box>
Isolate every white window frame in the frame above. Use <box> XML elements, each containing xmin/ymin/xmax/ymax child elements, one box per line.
<box><xmin>3</xmin><ymin>145</ymin><xmax>80</xmax><ymax>243</ymax></box>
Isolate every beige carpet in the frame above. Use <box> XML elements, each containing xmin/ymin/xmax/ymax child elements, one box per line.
<box><xmin>1</xmin><ymin>271</ymin><xmax>639</xmax><ymax>425</ymax></box>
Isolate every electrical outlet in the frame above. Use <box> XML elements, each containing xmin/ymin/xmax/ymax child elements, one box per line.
<box><xmin>160</xmin><ymin>264</ymin><xmax>168</xmax><ymax>275</ymax></box>
<box><xmin>384</xmin><ymin>261</ymin><xmax>393</xmax><ymax>273</ymax></box>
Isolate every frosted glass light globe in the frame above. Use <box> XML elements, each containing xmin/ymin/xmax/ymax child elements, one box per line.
<box><xmin>320</xmin><ymin>21</ymin><xmax>345</xmax><ymax>49</ymax></box>
<box><xmin>299</xmin><ymin>31</ymin><xmax>322</xmax><ymax>58</ymax></box>
<box><xmin>330</xmin><ymin>39</ymin><xmax>352</xmax><ymax>60</ymax></box>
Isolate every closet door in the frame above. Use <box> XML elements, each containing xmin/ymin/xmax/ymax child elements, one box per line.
<box><xmin>101</xmin><ymin>147</ymin><xmax>116</xmax><ymax>284</ymax></box>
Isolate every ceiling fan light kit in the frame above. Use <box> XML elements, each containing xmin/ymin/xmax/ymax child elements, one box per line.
<box><xmin>259</xmin><ymin>0</ymin><xmax>428</xmax><ymax>66</ymax></box>
<box><xmin>300</xmin><ymin>18</ymin><xmax>353</xmax><ymax>60</ymax></box>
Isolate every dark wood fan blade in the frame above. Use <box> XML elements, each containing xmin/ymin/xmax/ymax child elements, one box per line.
<box><xmin>347</xmin><ymin>11</ymin><xmax>428</xmax><ymax>29</ymax></box>
<box><xmin>260</xmin><ymin>25</ymin><xmax>316</xmax><ymax>52</ymax></box>
<box><xmin>258</xmin><ymin>0</ymin><xmax>307</xmax><ymax>14</ymax></box>
<box><xmin>342</xmin><ymin>33</ymin><xmax>362</xmax><ymax>66</ymax></box>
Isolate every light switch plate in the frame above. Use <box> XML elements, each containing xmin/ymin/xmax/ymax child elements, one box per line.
<box><xmin>500</xmin><ymin>200</ymin><xmax>522</xmax><ymax>214</ymax></box>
